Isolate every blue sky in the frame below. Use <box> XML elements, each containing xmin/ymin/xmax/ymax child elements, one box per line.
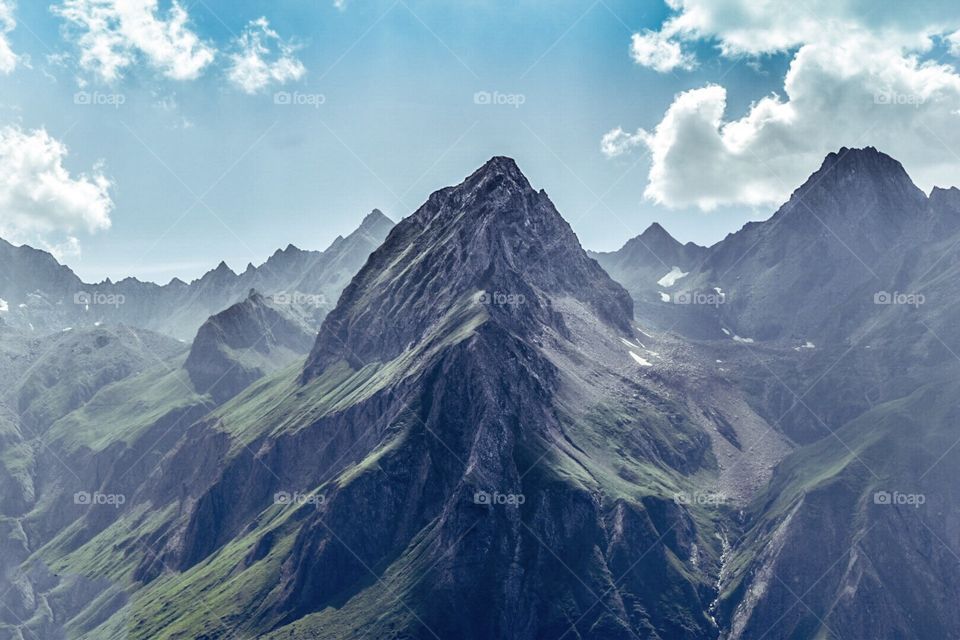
<box><xmin>1</xmin><ymin>0</ymin><xmax>959</xmax><ymax>282</ymax></box>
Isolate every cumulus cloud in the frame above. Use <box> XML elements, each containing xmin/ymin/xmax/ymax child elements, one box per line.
<box><xmin>630</xmin><ymin>30</ymin><xmax>693</xmax><ymax>73</ymax></box>
<box><xmin>0</xmin><ymin>126</ymin><xmax>113</xmax><ymax>245</ymax></box>
<box><xmin>52</xmin><ymin>0</ymin><xmax>215</xmax><ymax>82</ymax></box>
<box><xmin>227</xmin><ymin>17</ymin><xmax>305</xmax><ymax>94</ymax></box>
<box><xmin>0</xmin><ymin>0</ymin><xmax>18</xmax><ymax>74</ymax></box>
<box><xmin>606</xmin><ymin>0</ymin><xmax>960</xmax><ymax>210</ymax></box>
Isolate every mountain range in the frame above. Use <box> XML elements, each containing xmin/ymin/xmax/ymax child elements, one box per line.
<box><xmin>0</xmin><ymin>148</ymin><xmax>957</xmax><ymax>639</ymax></box>
<box><xmin>0</xmin><ymin>209</ymin><xmax>394</xmax><ymax>341</ymax></box>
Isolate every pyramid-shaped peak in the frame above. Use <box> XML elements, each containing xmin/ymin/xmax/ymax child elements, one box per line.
<box><xmin>358</xmin><ymin>208</ymin><xmax>393</xmax><ymax>229</ymax></box>
<box><xmin>303</xmin><ymin>156</ymin><xmax>633</xmax><ymax>379</ymax></box>
<box><xmin>465</xmin><ymin>156</ymin><xmax>532</xmax><ymax>189</ymax></box>
<box><xmin>779</xmin><ymin>146</ymin><xmax>926</xmax><ymax>217</ymax></box>
<box><xmin>817</xmin><ymin>146</ymin><xmax>911</xmax><ymax>178</ymax></box>
<box><xmin>640</xmin><ymin>222</ymin><xmax>675</xmax><ymax>240</ymax></box>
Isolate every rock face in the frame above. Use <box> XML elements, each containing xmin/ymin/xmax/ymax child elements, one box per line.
<box><xmin>249</xmin><ymin>156</ymin><xmax>714</xmax><ymax>639</ymax></box>
<box><xmin>185</xmin><ymin>290</ymin><xmax>314</xmax><ymax>403</ymax></box>
<box><xmin>305</xmin><ymin>156</ymin><xmax>634</xmax><ymax>376</ymax></box>
<box><xmin>0</xmin><ymin>210</ymin><xmax>394</xmax><ymax>340</ymax></box>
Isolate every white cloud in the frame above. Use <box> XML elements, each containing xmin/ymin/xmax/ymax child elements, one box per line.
<box><xmin>601</xmin><ymin>126</ymin><xmax>647</xmax><ymax>158</ymax></box>
<box><xmin>607</xmin><ymin>1</ymin><xmax>960</xmax><ymax>210</ymax></box>
<box><xmin>52</xmin><ymin>0</ymin><xmax>215</xmax><ymax>82</ymax></box>
<box><xmin>0</xmin><ymin>0</ymin><xmax>18</xmax><ymax>74</ymax></box>
<box><xmin>0</xmin><ymin>126</ymin><xmax>113</xmax><ymax>245</ymax></box>
<box><xmin>40</xmin><ymin>236</ymin><xmax>82</xmax><ymax>261</ymax></box>
<box><xmin>333</xmin><ymin>0</ymin><xmax>348</xmax><ymax>11</ymax></box>
<box><xmin>630</xmin><ymin>30</ymin><xmax>693</xmax><ymax>73</ymax></box>
<box><xmin>227</xmin><ymin>17</ymin><xmax>305</xmax><ymax>94</ymax></box>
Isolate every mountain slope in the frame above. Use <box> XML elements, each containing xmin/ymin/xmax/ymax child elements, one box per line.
<box><xmin>185</xmin><ymin>290</ymin><xmax>314</xmax><ymax>403</ymax></box>
<box><xmin>716</xmin><ymin>378</ymin><xmax>960</xmax><ymax>639</ymax></box>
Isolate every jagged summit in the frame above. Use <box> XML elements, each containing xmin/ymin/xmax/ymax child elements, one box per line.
<box><xmin>303</xmin><ymin>157</ymin><xmax>633</xmax><ymax>378</ymax></box>
<box><xmin>464</xmin><ymin>155</ymin><xmax>533</xmax><ymax>193</ymax></box>
<box><xmin>784</xmin><ymin>146</ymin><xmax>926</xmax><ymax>215</ymax></box>
<box><xmin>185</xmin><ymin>288</ymin><xmax>313</xmax><ymax>403</ymax></box>
<box><xmin>361</xmin><ymin>208</ymin><xmax>392</xmax><ymax>227</ymax></box>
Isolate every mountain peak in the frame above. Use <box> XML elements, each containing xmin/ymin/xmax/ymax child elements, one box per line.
<box><xmin>819</xmin><ymin>146</ymin><xmax>906</xmax><ymax>175</ymax></box>
<box><xmin>774</xmin><ymin>146</ymin><xmax>926</xmax><ymax>228</ymax></box>
<box><xmin>186</xmin><ymin>290</ymin><xmax>313</xmax><ymax>403</ymax></box>
<box><xmin>355</xmin><ymin>209</ymin><xmax>394</xmax><ymax>237</ymax></box>
<box><xmin>639</xmin><ymin>222</ymin><xmax>676</xmax><ymax>243</ymax></box>
<box><xmin>303</xmin><ymin>157</ymin><xmax>633</xmax><ymax>378</ymax></box>
<box><xmin>361</xmin><ymin>208</ymin><xmax>391</xmax><ymax>226</ymax></box>
<box><xmin>460</xmin><ymin>155</ymin><xmax>533</xmax><ymax>196</ymax></box>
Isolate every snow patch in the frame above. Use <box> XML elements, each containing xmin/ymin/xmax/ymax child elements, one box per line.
<box><xmin>657</xmin><ymin>266</ymin><xmax>688</xmax><ymax>287</ymax></box>
<box><xmin>629</xmin><ymin>351</ymin><xmax>653</xmax><ymax>367</ymax></box>
<box><xmin>732</xmin><ymin>335</ymin><xmax>754</xmax><ymax>343</ymax></box>
<box><xmin>713</xmin><ymin>286</ymin><xmax>724</xmax><ymax>295</ymax></box>
<box><xmin>793</xmin><ymin>341</ymin><xmax>816</xmax><ymax>351</ymax></box>
<box><xmin>721</xmin><ymin>328</ymin><xmax>731</xmax><ymax>336</ymax></box>
<box><xmin>0</xmin><ymin>298</ymin><xmax>7</xmax><ymax>312</ymax></box>
<box><xmin>659</xmin><ymin>291</ymin><xmax>670</xmax><ymax>302</ymax></box>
